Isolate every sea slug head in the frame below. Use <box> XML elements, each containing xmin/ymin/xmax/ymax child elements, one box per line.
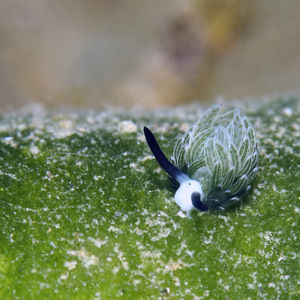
<box><xmin>175</xmin><ymin>180</ymin><xmax>207</xmax><ymax>218</ymax></box>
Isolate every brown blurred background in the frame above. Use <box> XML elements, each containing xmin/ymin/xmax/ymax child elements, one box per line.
<box><xmin>0</xmin><ymin>0</ymin><xmax>299</xmax><ymax>111</ymax></box>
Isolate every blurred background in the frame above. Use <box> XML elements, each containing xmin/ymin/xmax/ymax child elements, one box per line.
<box><xmin>0</xmin><ymin>0</ymin><xmax>299</xmax><ymax>111</ymax></box>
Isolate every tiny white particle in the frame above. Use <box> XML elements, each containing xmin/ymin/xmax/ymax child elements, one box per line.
<box><xmin>60</xmin><ymin>273</ymin><xmax>69</xmax><ymax>280</ymax></box>
<box><xmin>118</xmin><ymin>120</ymin><xmax>137</xmax><ymax>133</ymax></box>
<box><xmin>59</xmin><ymin>120</ymin><xmax>73</xmax><ymax>129</ymax></box>
<box><xmin>268</xmin><ymin>282</ymin><xmax>276</xmax><ymax>288</ymax></box>
<box><xmin>177</xmin><ymin>211</ymin><xmax>187</xmax><ymax>218</ymax></box>
<box><xmin>67</xmin><ymin>248</ymin><xmax>99</xmax><ymax>268</ymax></box>
<box><xmin>30</xmin><ymin>145</ymin><xmax>40</xmax><ymax>155</ymax></box>
<box><xmin>3</xmin><ymin>137</ymin><xmax>17</xmax><ymax>147</ymax></box>
<box><xmin>108</xmin><ymin>226</ymin><xmax>123</xmax><ymax>234</ymax></box>
<box><xmin>88</xmin><ymin>237</ymin><xmax>107</xmax><ymax>248</ymax></box>
<box><xmin>64</xmin><ymin>260</ymin><xmax>77</xmax><ymax>270</ymax></box>
<box><xmin>282</xmin><ymin>107</ymin><xmax>293</xmax><ymax>117</ymax></box>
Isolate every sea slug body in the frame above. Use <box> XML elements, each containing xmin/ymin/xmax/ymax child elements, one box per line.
<box><xmin>144</xmin><ymin>105</ymin><xmax>259</xmax><ymax>218</ymax></box>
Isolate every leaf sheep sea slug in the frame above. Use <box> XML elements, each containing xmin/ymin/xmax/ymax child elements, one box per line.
<box><xmin>144</xmin><ymin>105</ymin><xmax>259</xmax><ymax>218</ymax></box>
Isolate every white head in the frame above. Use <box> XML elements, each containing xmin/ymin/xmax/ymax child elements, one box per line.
<box><xmin>175</xmin><ymin>180</ymin><xmax>204</xmax><ymax>218</ymax></box>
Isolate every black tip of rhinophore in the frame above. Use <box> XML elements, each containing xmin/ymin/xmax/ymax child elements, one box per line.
<box><xmin>191</xmin><ymin>192</ymin><xmax>208</xmax><ymax>212</ymax></box>
<box><xmin>143</xmin><ymin>126</ymin><xmax>186</xmax><ymax>182</ymax></box>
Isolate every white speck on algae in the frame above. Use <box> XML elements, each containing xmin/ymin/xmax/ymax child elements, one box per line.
<box><xmin>118</xmin><ymin>120</ymin><xmax>137</xmax><ymax>134</ymax></box>
<box><xmin>67</xmin><ymin>248</ymin><xmax>99</xmax><ymax>269</ymax></box>
<box><xmin>64</xmin><ymin>260</ymin><xmax>77</xmax><ymax>271</ymax></box>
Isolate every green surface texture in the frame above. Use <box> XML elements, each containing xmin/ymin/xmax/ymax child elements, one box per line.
<box><xmin>0</xmin><ymin>96</ymin><xmax>299</xmax><ymax>299</ymax></box>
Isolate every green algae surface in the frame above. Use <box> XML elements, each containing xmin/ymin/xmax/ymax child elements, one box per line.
<box><xmin>0</xmin><ymin>96</ymin><xmax>299</xmax><ymax>299</ymax></box>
